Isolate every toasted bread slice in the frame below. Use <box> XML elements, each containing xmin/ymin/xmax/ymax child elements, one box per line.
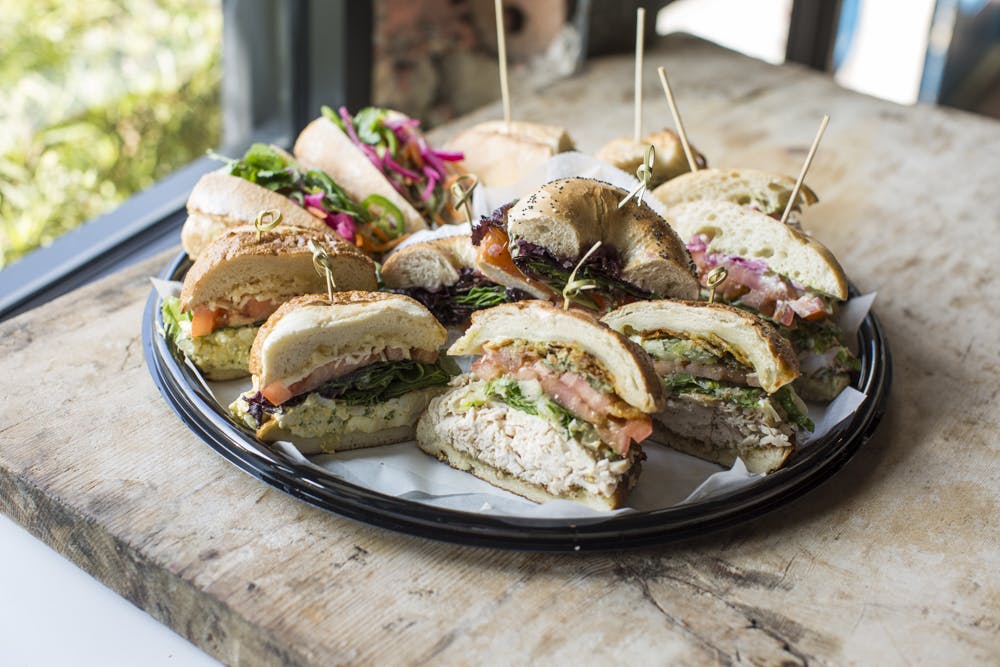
<box><xmin>652</xmin><ymin>168</ymin><xmax>818</xmax><ymax>216</ymax></box>
<box><xmin>602</xmin><ymin>300</ymin><xmax>799</xmax><ymax>394</ymax></box>
<box><xmin>668</xmin><ymin>200</ymin><xmax>848</xmax><ymax>300</ymax></box>
<box><xmin>381</xmin><ymin>235</ymin><xmax>478</xmax><ymax>290</ymax></box>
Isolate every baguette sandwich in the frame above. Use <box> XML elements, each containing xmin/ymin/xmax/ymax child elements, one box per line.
<box><xmin>381</xmin><ymin>234</ymin><xmax>530</xmax><ymax>326</ymax></box>
<box><xmin>231</xmin><ymin>292</ymin><xmax>456</xmax><ymax>454</ymax></box>
<box><xmin>470</xmin><ymin>177</ymin><xmax>700</xmax><ymax>312</ymax></box>
<box><xmin>669</xmin><ymin>200</ymin><xmax>859</xmax><ymax>401</ymax></box>
<box><xmin>182</xmin><ymin>143</ymin><xmax>412</xmax><ymax>258</ymax></box>
<box><xmin>294</xmin><ymin>106</ymin><xmax>464</xmax><ymax>232</ymax></box>
<box><xmin>442</xmin><ymin>120</ymin><xmax>575</xmax><ymax>187</ymax></box>
<box><xmin>603</xmin><ymin>300</ymin><xmax>813</xmax><ymax>473</ymax></box>
<box><xmin>417</xmin><ymin>300</ymin><xmax>665</xmax><ymax>510</ymax></box>
<box><xmin>652</xmin><ymin>168</ymin><xmax>818</xmax><ymax>222</ymax></box>
<box><xmin>596</xmin><ymin>129</ymin><xmax>707</xmax><ymax>189</ymax></box>
<box><xmin>162</xmin><ymin>226</ymin><xmax>377</xmax><ymax>380</ymax></box>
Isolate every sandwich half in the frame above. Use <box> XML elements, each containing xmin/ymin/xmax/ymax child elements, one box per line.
<box><xmin>652</xmin><ymin>168</ymin><xmax>818</xmax><ymax>222</ymax></box>
<box><xmin>596</xmin><ymin>128</ymin><xmax>707</xmax><ymax>189</ymax></box>
<box><xmin>381</xmin><ymin>234</ymin><xmax>530</xmax><ymax>326</ymax></box>
<box><xmin>470</xmin><ymin>177</ymin><xmax>700</xmax><ymax>312</ymax></box>
<box><xmin>603</xmin><ymin>300</ymin><xmax>812</xmax><ymax>473</ymax></box>
<box><xmin>668</xmin><ymin>200</ymin><xmax>859</xmax><ymax>401</ymax></box>
<box><xmin>162</xmin><ymin>226</ymin><xmax>377</xmax><ymax>380</ymax></box>
<box><xmin>443</xmin><ymin>120</ymin><xmax>575</xmax><ymax>187</ymax></box>
<box><xmin>416</xmin><ymin>300</ymin><xmax>665</xmax><ymax>510</ymax></box>
<box><xmin>231</xmin><ymin>292</ymin><xmax>455</xmax><ymax>454</ymax></box>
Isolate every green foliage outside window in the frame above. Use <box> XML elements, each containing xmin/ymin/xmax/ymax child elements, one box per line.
<box><xmin>0</xmin><ymin>0</ymin><xmax>223</xmax><ymax>269</ymax></box>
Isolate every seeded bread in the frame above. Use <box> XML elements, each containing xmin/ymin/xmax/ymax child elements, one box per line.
<box><xmin>652</xmin><ymin>167</ymin><xmax>818</xmax><ymax>216</ymax></box>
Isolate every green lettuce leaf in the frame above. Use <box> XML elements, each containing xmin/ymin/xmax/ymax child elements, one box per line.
<box><xmin>314</xmin><ymin>358</ymin><xmax>458</xmax><ymax>405</ymax></box>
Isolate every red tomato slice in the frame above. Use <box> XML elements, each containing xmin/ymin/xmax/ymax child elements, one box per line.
<box><xmin>190</xmin><ymin>307</ymin><xmax>219</xmax><ymax>337</ymax></box>
<box><xmin>261</xmin><ymin>381</ymin><xmax>294</xmax><ymax>406</ymax></box>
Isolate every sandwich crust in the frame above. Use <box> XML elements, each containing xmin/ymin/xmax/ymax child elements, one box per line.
<box><xmin>444</xmin><ymin>120</ymin><xmax>575</xmax><ymax>187</ymax></box>
<box><xmin>182</xmin><ymin>171</ymin><xmax>334</xmax><ymax>257</ymax></box>
<box><xmin>248</xmin><ymin>292</ymin><xmax>447</xmax><ymax>386</ymax></box>
<box><xmin>601</xmin><ymin>299</ymin><xmax>799</xmax><ymax>394</ymax></box>
<box><xmin>505</xmin><ymin>177</ymin><xmax>699</xmax><ymax>300</ymax></box>
<box><xmin>652</xmin><ymin>167</ymin><xmax>818</xmax><ymax>215</ymax></box>
<box><xmin>293</xmin><ymin>116</ymin><xmax>427</xmax><ymax>233</ymax></box>
<box><xmin>669</xmin><ymin>200</ymin><xmax>849</xmax><ymax>300</ymax></box>
<box><xmin>179</xmin><ymin>225</ymin><xmax>377</xmax><ymax>311</ymax></box>
<box><xmin>381</xmin><ymin>235</ymin><xmax>478</xmax><ymax>290</ymax></box>
<box><xmin>595</xmin><ymin>129</ymin><xmax>707</xmax><ymax>188</ymax></box>
<box><xmin>448</xmin><ymin>300</ymin><xmax>664</xmax><ymax>413</ymax></box>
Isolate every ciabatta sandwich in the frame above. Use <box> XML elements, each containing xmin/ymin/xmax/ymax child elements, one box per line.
<box><xmin>183</xmin><ymin>143</ymin><xmax>412</xmax><ymax>258</ymax></box>
<box><xmin>381</xmin><ymin>234</ymin><xmax>530</xmax><ymax>326</ymax></box>
<box><xmin>595</xmin><ymin>129</ymin><xmax>707</xmax><ymax>189</ymax></box>
<box><xmin>652</xmin><ymin>168</ymin><xmax>818</xmax><ymax>221</ymax></box>
<box><xmin>162</xmin><ymin>226</ymin><xmax>377</xmax><ymax>380</ymax></box>
<box><xmin>294</xmin><ymin>106</ymin><xmax>463</xmax><ymax>231</ymax></box>
<box><xmin>669</xmin><ymin>200</ymin><xmax>859</xmax><ymax>401</ymax></box>
<box><xmin>442</xmin><ymin>120</ymin><xmax>575</xmax><ymax>187</ymax></box>
<box><xmin>470</xmin><ymin>178</ymin><xmax>700</xmax><ymax>312</ymax></box>
<box><xmin>416</xmin><ymin>300</ymin><xmax>664</xmax><ymax>510</ymax></box>
<box><xmin>231</xmin><ymin>292</ymin><xmax>455</xmax><ymax>454</ymax></box>
<box><xmin>603</xmin><ymin>300</ymin><xmax>812</xmax><ymax>473</ymax></box>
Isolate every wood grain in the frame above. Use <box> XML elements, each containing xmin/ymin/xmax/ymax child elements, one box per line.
<box><xmin>2</xmin><ymin>35</ymin><xmax>999</xmax><ymax>666</ymax></box>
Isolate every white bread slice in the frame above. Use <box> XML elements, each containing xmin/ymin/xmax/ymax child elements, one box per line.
<box><xmin>417</xmin><ymin>377</ymin><xmax>642</xmax><ymax>510</ymax></box>
<box><xmin>652</xmin><ymin>168</ymin><xmax>818</xmax><ymax>216</ymax></box>
<box><xmin>506</xmin><ymin>178</ymin><xmax>699</xmax><ymax>299</ymax></box>
<box><xmin>602</xmin><ymin>300</ymin><xmax>799</xmax><ymax>394</ymax></box>
<box><xmin>381</xmin><ymin>235</ymin><xmax>478</xmax><ymax>290</ymax></box>
<box><xmin>180</xmin><ymin>226</ymin><xmax>376</xmax><ymax>311</ymax></box>
<box><xmin>293</xmin><ymin>115</ymin><xmax>427</xmax><ymax>233</ymax></box>
<box><xmin>449</xmin><ymin>300</ymin><xmax>664</xmax><ymax>413</ymax></box>
<box><xmin>444</xmin><ymin>120</ymin><xmax>575</xmax><ymax>187</ymax></box>
<box><xmin>595</xmin><ymin>129</ymin><xmax>706</xmax><ymax>188</ymax></box>
<box><xmin>668</xmin><ymin>200</ymin><xmax>848</xmax><ymax>300</ymax></box>
<box><xmin>182</xmin><ymin>171</ymin><xmax>335</xmax><ymax>257</ymax></box>
<box><xmin>249</xmin><ymin>292</ymin><xmax>447</xmax><ymax>388</ymax></box>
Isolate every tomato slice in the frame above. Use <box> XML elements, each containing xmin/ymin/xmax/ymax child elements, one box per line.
<box><xmin>190</xmin><ymin>307</ymin><xmax>219</xmax><ymax>337</ymax></box>
<box><xmin>261</xmin><ymin>381</ymin><xmax>294</xmax><ymax>406</ymax></box>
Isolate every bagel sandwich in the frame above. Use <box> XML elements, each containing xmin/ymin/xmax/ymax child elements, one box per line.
<box><xmin>417</xmin><ymin>300</ymin><xmax>665</xmax><ymax>510</ymax></box>
<box><xmin>670</xmin><ymin>200</ymin><xmax>859</xmax><ymax>401</ymax></box>
<box><xmin>230</xmin><ymin>292</ymin><xmax>456</xmax><ymax>454</ymax></box>
<box><xmin>161</xmin><ymin>226</ymin><xmax>377</xmax><ymax>380</ymax></box>
<box><xmin>470</xmin><ymin>178</ymin><xmax>700</xmax><ymax>312</ymax></box>
<box><xmin>603</xmin><ymin>300</ymin><xmax>812</xmax><ymax>473</ymax></box>
<box><xmin>183</xmin><ymin>143</ymin><xmax>413</xmax><ymax>259</ymax></box>
<box><xmin>294</xmin><ymin>106</ymin><xmax>464</xmax><ymax>231</ymax></box>
<box><xmin>652</xmin><ymin>168</ymin><xmax>818</xmax><ymax>224</ymax></box>
<box><xmin>442</xmin><ymin>120</ymin><xmax>575</xmax><ymax>187</ymax></box>
<box><xmin>595</xmin><ymin>128</ymin><xmax>707</xmax><ymax>189</ymax></box>
<box><xmin>381</xmin><ymin>234</ymin><xmax>531</xmax><ymax>326</ymax></box>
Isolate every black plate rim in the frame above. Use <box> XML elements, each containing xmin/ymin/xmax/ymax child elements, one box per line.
<box><xmin>143</xmin><ymin>251</ymin><xmax>891</xmax><ymax>551</ymax></box>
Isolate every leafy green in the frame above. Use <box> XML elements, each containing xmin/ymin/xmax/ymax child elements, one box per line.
<box><xmin>640</xmin><ymin>337</ymin><xmax>721</xmax><ymax>365</ymax></box>
<box><xmin>662</xmin><ymin>374</ymin><xmax>766</xmax><ymax>410</ymax></box>
<box><xmin>159</xmin><ymin>295</ymin><xmax>191</xmax><ymax>341</ymax></box>
<box><xmin>453</xmin><ymin>285</ymin><xmax>510</xmax><ymax>309</ymax></box>
<box><xmin>774</xmin><ymin>386</ymin><xmax>815</xmax><ymax>431</ymax></box>
<box><xmin>482</xmin><ymin>378</ymin><xmax>600</xmax><ymax>448</ymax></box>
<box><xmin>314</xmin><ymin>358</ymin><xmax>458</xmax><ymax>405</ymax></box>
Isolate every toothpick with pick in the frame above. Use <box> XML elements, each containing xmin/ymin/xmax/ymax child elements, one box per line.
<box><xmin>634</xmin><ymin>7</ymin><xmax>646</xmax><ymax>142</ymax></box>
<box><xmin>308</xmin><ymin>240</ymin><xmax>337</xmax><ymax>301</ymax></box>
<box><xmin>706</xmin><ymin>266</ymin><xmax>728</xmax><ymax>304</ymax></box>
<box><xmin>780</xmin><ymin>114</ymin><xmax>830</xmax><ymax>226</ymax></box>
<box><xmin>618</xmin><ymin>145</ymin><xmax>655</xmax><ymax>209</ymax></box>
<box><xmin>495</xmin><ymin>0</ymin><xmax>512</xmax><ymax>129</ymax></box>
<box><xmin>254</xmin><ymin>209</ymin><xmax>282</xmax><ymax>242</ymax></box>
<box><xmin>450</xmin><ymin>174</ymin><xmax>479</xmax><ymax>224</ymax></box>
<box><xmin>562</xmin><ymin>241</ymin><xmax>603</xmax><ymax>310</ymax></box>
<box><xmin>657</xmin><ymin>66</ymin><xmax>699</xmax><ymax>172</ymax></box>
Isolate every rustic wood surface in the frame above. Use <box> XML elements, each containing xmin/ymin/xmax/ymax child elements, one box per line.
<box><xmin>2</xmin><ymin>35</ymin><xmax>999</xmax><ymax>666</ymax></box>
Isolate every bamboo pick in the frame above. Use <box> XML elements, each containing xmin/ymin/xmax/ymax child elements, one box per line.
<box><xmin>495</xmin><ymin>0</ymin><xmax>512</xmax><ymax>128</ymax></box>
<box><xmin>634</xmin><ymin>8</ymin><xmax>646</xmax><ymax>142</ymax></box>
<box><xmin>780</xmin><ymin>114</ymin><xmax>830</xmax><ymax>226</ymax></box>
<box><xmin>657</xmin><ymin>66</ymin><xmax>698</xmax><ymax>172</ymax></box>
<box><xmin>308</xmin><ymin>240</ymin><xmax>337</xmax><ymax>301</ymax></box>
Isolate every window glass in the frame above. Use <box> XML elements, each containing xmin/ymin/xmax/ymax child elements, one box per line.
<box><xmin>0</xmin><ymin>0</ymin><xmax>222</xmax><ymax>269</ymax></box>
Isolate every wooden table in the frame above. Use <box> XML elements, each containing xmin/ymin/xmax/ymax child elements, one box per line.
<box><xmin>2</xmin><ymin>35</ymin><xmax>998</xmax><ymax>666</ymax></box>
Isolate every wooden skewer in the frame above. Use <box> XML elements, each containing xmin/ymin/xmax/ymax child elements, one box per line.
<box><xmin>780</xmin><ymin>114</ymin><xmax>830</xmax><ymax>226</ymax></box>
<box><xmin>634</xmin><ymin>8</ymin><xmax>646</xmax><ymax>142</ymax></box>
<box><xmin>657</xmin><ymin>66</ymin><xmax>698</xmax><ymax>172</ymax></box>
<box><xmin>495</xmin><ymin>0</ymin><xmax>512</xmax><ymax>128</ymax></box>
